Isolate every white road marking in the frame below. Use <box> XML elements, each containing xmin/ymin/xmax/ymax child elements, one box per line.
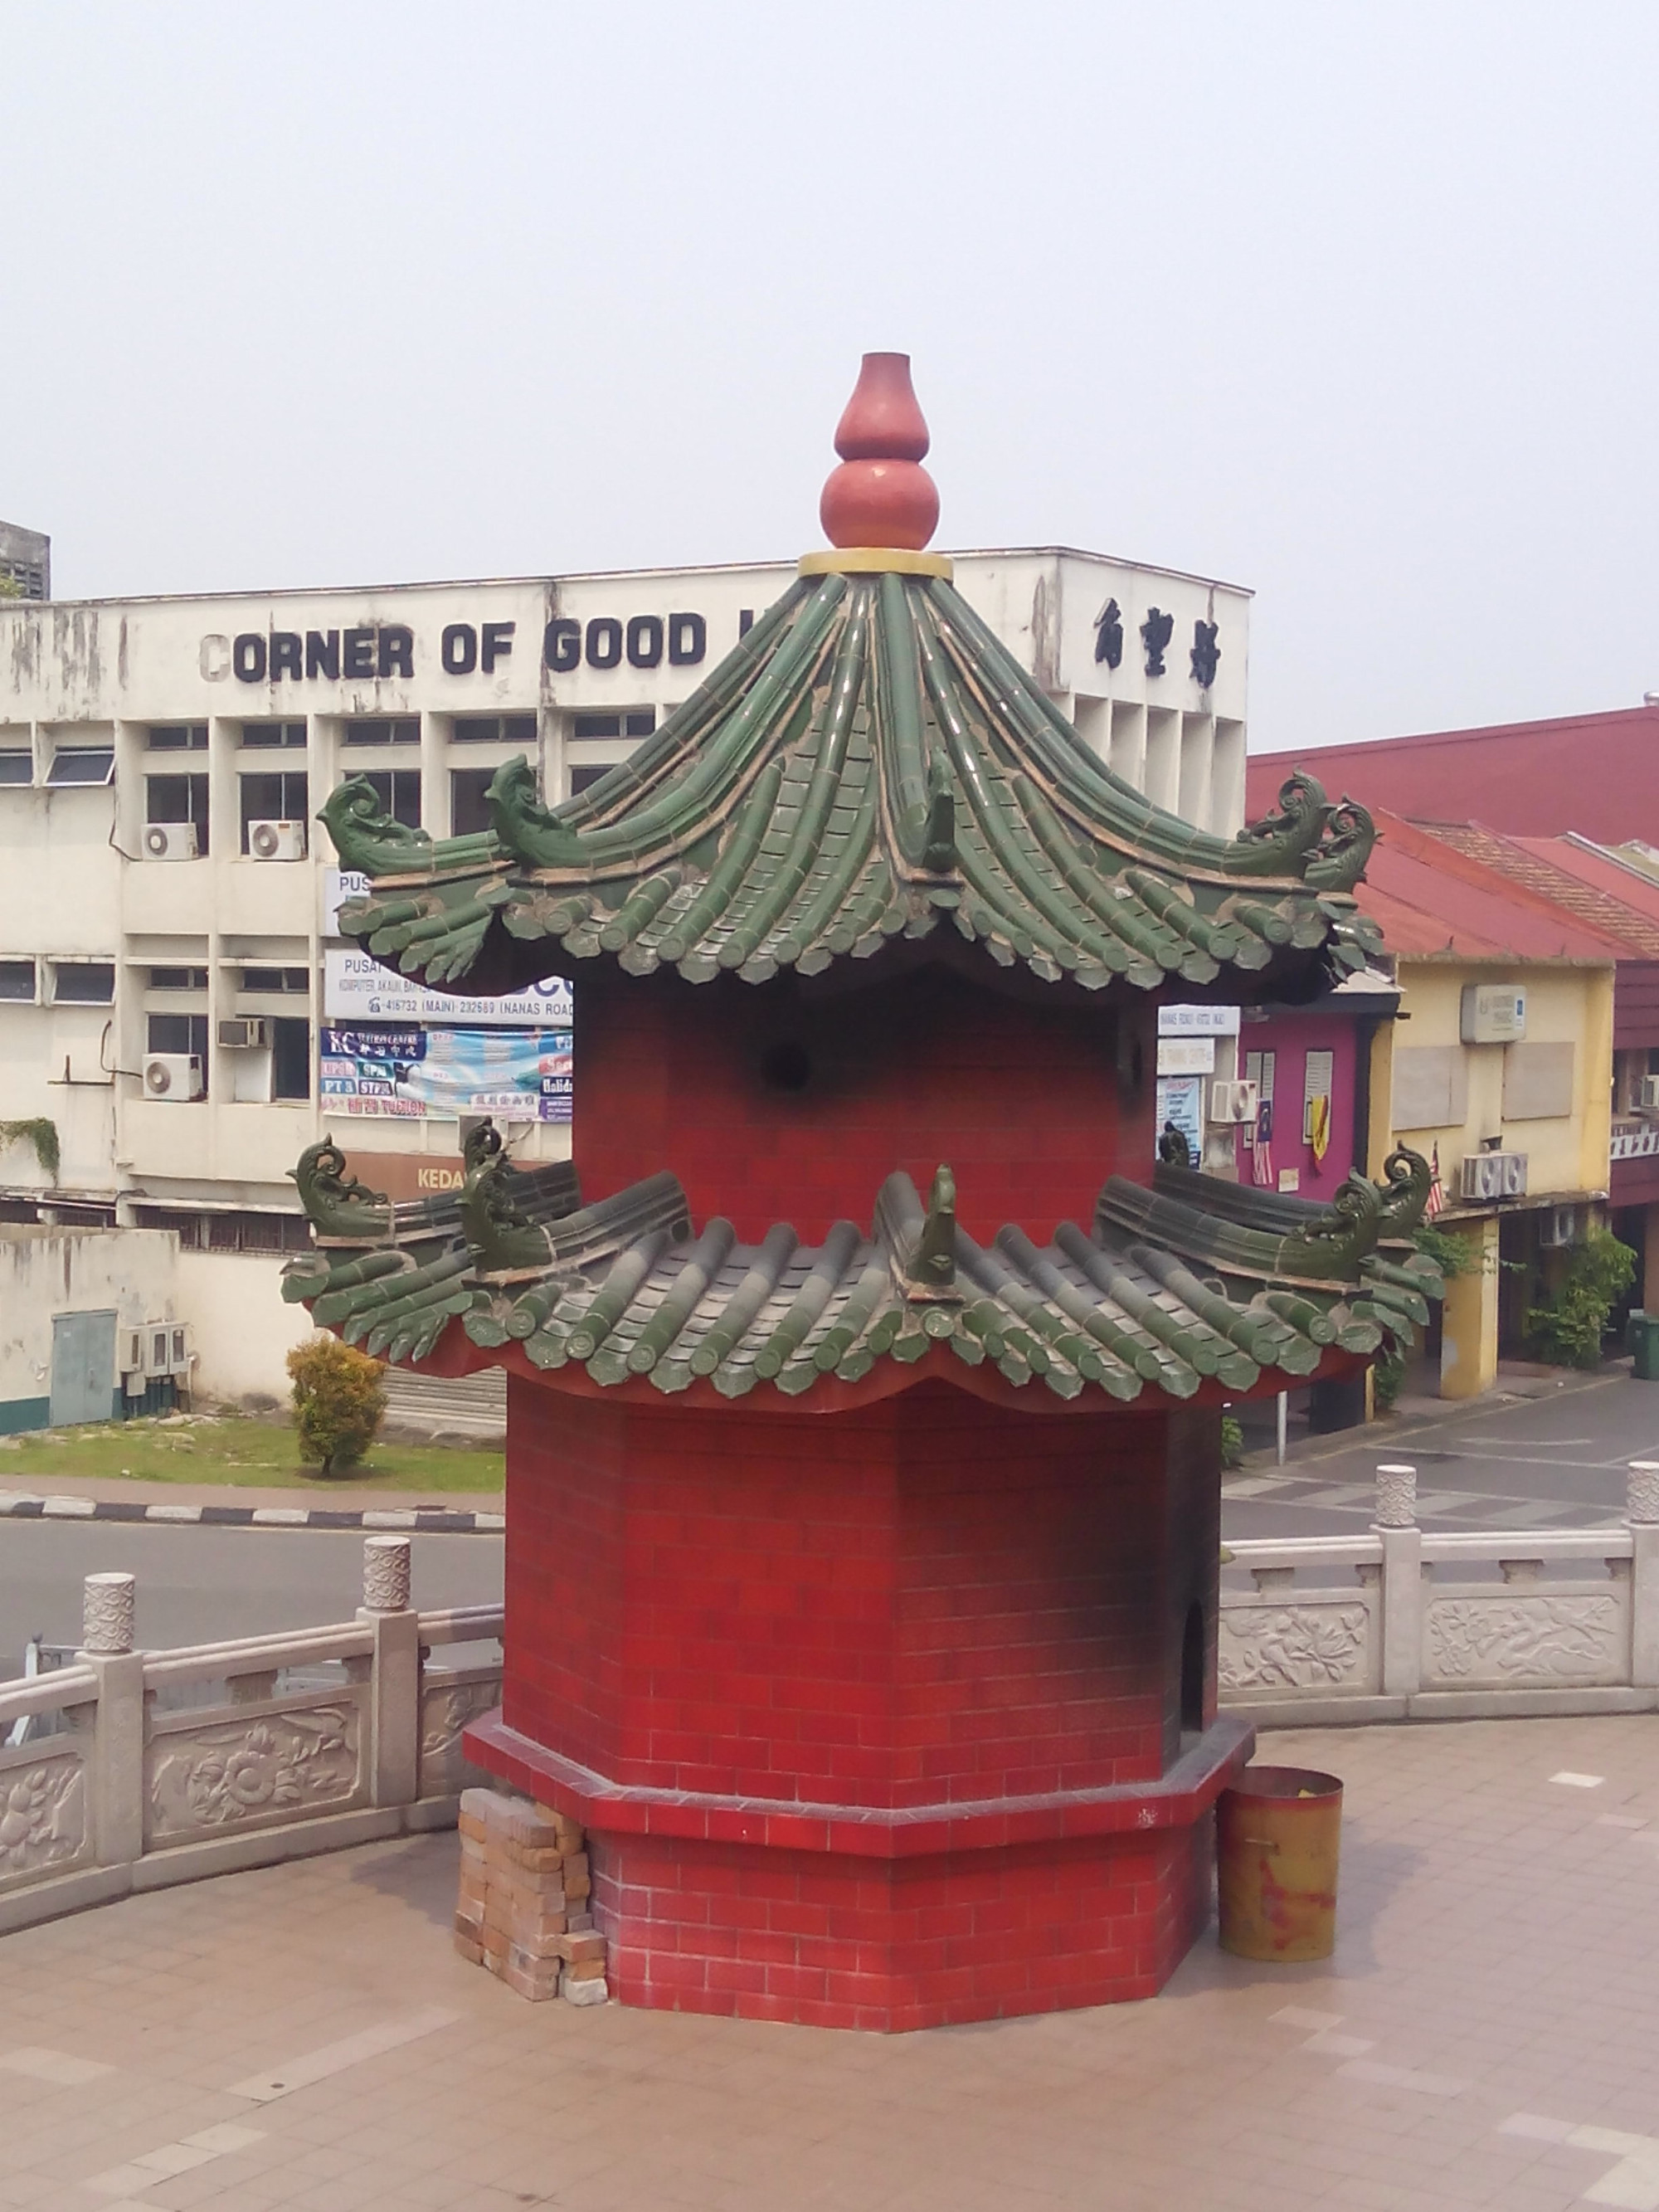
<box><xmin>1269</xmin><ymin>2005</ymin><xmax>1344</xmax><ymax>2031</ymax></box>
<box><xmin>1552</xmin><ymin>1772</ymin><xmax>1606</xmax><ymax>1789</ymax></box>
<box><xmin>1336</xmin><ymin>2059</ymin><xmax>1467</xmax><ymax>2096</ymax></box>
<box><xmin>0</xmin><ymin>2046</ymin><xmax>114</xmax><ymax>2085</ymax></box>
<box><xmin>84</xmin><ymin>2123</ymin><xmax>264</xmax><ymax>2197</ymax></box>
<box><xmin>225</xmin><ymin>2005</ymin><xmax>459</xmax><ymax>2102</ymax></box>
<box><xmin>1302</xmin><ymin>2030</ymin><xmax>1374</xmax><ymax>2057</ymax></box>
<box><xmin>1498</xmin><ymin>2114</ymin><xmax>1659</xmax><ymax>2210</ymax></box>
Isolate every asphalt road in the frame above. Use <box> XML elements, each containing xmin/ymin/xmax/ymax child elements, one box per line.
<box><xmin>0</xmin><ymin>1521</ymin><xmax>502</xmax><ymax>1676</ymax></box>
<box><xmin>1223</xmin><ymin>1368</ymin><xmax>1659</xmax><ymax>1538</ymax></box>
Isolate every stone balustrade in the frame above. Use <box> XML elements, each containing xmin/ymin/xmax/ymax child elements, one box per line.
<box><xmin>0</xmin><ymin>1537</ymin><xmax>503</xmax><ymax>1937</ymax></box>
<box><xmin>1220</xmin><ymin>1459</ymin><xmax>1659</xmax><ymax>1723</ymax></box>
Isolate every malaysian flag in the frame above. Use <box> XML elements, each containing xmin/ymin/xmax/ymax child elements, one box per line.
<box><xmin>1424</xmin><ymin>1143</ymin><xmax>1445</xmax><ymax>1220</ymax></box>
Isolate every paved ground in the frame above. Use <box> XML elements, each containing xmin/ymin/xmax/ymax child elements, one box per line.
<box><xmin>0</xmin><ymin>1523</ymin><xmax>502</xmax><ymax>1677</ymax></box>
<box><xmin>1</xmin><ymin>1715</ymin><xmax>1657</xmax><ymax>2210</ymax></box>
<box><xmin>1224</xmin><ymin>1367</ymin><xmax>1659</xmax><ymax>1540</ymax></box>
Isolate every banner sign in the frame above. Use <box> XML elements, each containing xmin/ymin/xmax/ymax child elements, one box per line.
<box><xmin>1155</xmin><ymin>1074</ymin><xmax>1205</xmax><ymax>1163</ymax></box>
<box><xmin>324</xmin><ymin>948</ymin><xmax>572</xmax><ymax>1027</ymax></box>
<box><xmin>1157</xmin><ymin>1004</ymin><xmax>1241</xmax><ymax>1036</ymax></box>
<box><xmin>319</xmin><ymin>1025</ymin><xmax>572</xmax><ymax>1122</ymax></box>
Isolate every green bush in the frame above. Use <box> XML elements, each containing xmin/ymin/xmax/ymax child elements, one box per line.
<box><xmin>1524</xmin><ymin>1227</ymin><xmax>1637</xmax><ymax>1371</ymax></box>
<box><xmin>1219</xmin><ymin>1412</ymin><xmax>1244</xmax><ymax>1468</ymax></box>
<box><xmin>285</xmin><ymin>1335</ymin><xmax>387</xmax><ymax>1474</ymax></box>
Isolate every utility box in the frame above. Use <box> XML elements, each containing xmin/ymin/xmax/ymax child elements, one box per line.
<box><xmin>1461</xmin><ymin>983</ymin><xmax>1527</xmax><ymax>1045</ymax></box>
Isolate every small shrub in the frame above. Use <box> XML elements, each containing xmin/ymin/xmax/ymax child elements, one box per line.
<box><xmin>1525</xmin><ymin>1227</ymin><xmax>1637</xmax><ymax>1371</ymax></box>
<box><xmin>285</xmin><ymin>1335</ymin><xmax>387</xmax><ymax>1474</ymax></box>
<box><xmin>1219</xmin><ymin>1412</ymin><xmax>1244</xmax><ymax>1468</ymax></box>
<box><xmin>1372</xmin><ymin>1345</ymin><xmax>1407</xmax><ymax>1411</ymax></box>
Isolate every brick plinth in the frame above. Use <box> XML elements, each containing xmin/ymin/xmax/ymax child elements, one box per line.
<box><xmin>462</xmin><ymin>1372</ymin><xmax>1244</xmax><ymax>2029</ymax></box>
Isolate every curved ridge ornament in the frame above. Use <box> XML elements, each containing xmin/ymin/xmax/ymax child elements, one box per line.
<box><xmin>1374</xmin><ymin>1147</ymin><xmax>1434</xmax><ymax>1237</ymax></box>
<box><xmin>1276</xmin><ymin>1169</ymin><xmax>1384</xmax><ymax>1277</ymax></box>
<box><xmin>288</xmin><ymin>1140</ymin><xmax>390</xmax><ymax>1240</ymax></box>
<box><xmin>459</xmin><ymin>1119</ymin><xmax>552</xmax><ymax>1279</ymax></box>
<box><xmin>319</xmin><ymin>777</ymin><xmax>435</xmax><ymax>877</ymax></box>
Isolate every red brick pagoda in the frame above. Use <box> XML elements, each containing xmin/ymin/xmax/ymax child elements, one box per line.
<box><xmin>289</xmin><ymin>355</ymin><xmax>1438</xmax><ymax>2030</ymax></box>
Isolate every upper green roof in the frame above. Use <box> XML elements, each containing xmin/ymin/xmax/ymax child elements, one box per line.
<box><xmin>321</xmin><ymin>566</ymin><xmax>1382</xmax><ymax>997</ymax></box>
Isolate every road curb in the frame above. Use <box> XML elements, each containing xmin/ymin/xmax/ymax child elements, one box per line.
<box><xmin>0</xmin><ymin>1493</ymin><xmax>504</xmax><ymax>1536</ymax></box>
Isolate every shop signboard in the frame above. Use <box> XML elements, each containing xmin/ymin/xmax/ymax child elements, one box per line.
<box><xmin>319</xmin><ymin>1024</ymin><xmax>572</xmax><ymax>1122</ymax></box>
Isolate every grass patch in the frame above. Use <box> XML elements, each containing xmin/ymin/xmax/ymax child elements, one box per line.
<box><xmin>0</xmin><ymin>1414</ymin><xmax>504</xmax><ymax>1494</ymax></box>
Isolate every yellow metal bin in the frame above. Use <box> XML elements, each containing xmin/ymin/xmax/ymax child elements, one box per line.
<box><xmin>1217</xmin><ymin>1766</ymin><xmax>1343</xmax><ymax>1961</ymax></box>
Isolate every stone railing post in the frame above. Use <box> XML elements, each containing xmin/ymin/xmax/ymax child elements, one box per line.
<box><xmin>1374</xmin><ymin>1464</ymin><xmax>1423</xmax><ymax>1699</ymax></box>
<box><xmin>79</xmin><ymin>1572</ymin><xmax>145</xmax><ymax>1869</ymax></box>
<box><xmin>358</xmin><ymin>1537</ymin><xmax>420</xmax><ymax>1807</ymax></box>
<box><xmin>1628</xmin><ymin>1463</ymin><xmax>1659</xmax><ymax>1688</ymax></box>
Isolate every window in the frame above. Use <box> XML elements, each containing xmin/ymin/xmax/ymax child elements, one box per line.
<box><xmin>343</xmin><ymin>718</ymin><xmax>419</xmax><ymax>747</ymax></box>
<box><xmin>451</xmin><ymin>768</ymin><xmax>494</xmax><ymax>836</ymax></box>
<box><xmin>134</xmin><ymin>1207</ymin><xmax>309</xmax><ymax>1254</ymax></box>
<box><xmin>148</xmin><ymin>967</ymin><xmax>209</xmax><ymax>991</ymax></box>
<box><xmin>240</xmin><ymin>770</ymin><xmax>309</xmax><ymax>850</ymax></box>
<box><xmin>357</xmin><ymin>769</ymin><xmax>421</xmax><ymax>828</ymax></box>
<box><xmin>0</xmin><ymin>750</ymin><xmax>31</xmax><ymax>787</ymax></box>
<box><xmin>0</xmin><ymin>959</ymin><xmax>36</xmax><ymax>1002</ymax></box>
<box><xmin>241</xmin><ymin>722</ymin><xmax>308</xmax><ymax>749</ymax></box>
<box><xmin>453</xmin><ymin>714</ymin><xmax>538</xmax><ymax>745</ymax></box>
<box><xmin>569</xmin><ymin>764</ymin><xmax>614</xmax><ymax>798</ymax></box>
<box><xmin>53</xmin><ymin>962</ymin><xmax>115</xmax><ymax>1004</ymax></box>
<box><xmin>272</xmin><ymin>1017</ymin><xmax>311</xmax><ymax>1100</ymax></box>
<box><xmin>45</xmin><ymin>746</ymin><xmax>114</xmax><ymax>787</ymax></box>
<box><xmin>240</xmin><ymin>967</ymin><xmax>309</xmax><ymax>994</ymax></box>
<box><xmin>147</xmin><ymin>724</ymin><xmax>208</xmax><ymax>752</ymax></box>
<box><xmin>572</xmin><ymin>710</ymin><xmax>656</xmax><ymax>742</ymax></box>
<box><xmin>145</xmin><ymin>772</ymin><xmax>210</xmax><ymax>855</ymax></box>
<box><xmin>148</xmin><ymin>1012</ymin><xmax>209</xmax><ymax>1087</ymax></box>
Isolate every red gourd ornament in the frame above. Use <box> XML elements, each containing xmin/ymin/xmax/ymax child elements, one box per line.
<box><xmin>819</xmin><ymin>353</ymin><xmax>941</xmax><ymax>551</ymax></box>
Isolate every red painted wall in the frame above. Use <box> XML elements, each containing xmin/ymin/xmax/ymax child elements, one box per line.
<box><xmin>1248</xmin><ymin>705</ymin><xmax>1659</xmax><ymax>845</ymax></box>
<box><xmin>1233</xmin><ymin>1006</ymin><xmax>1368</xmax><ymax>1195</ymax></box>
<box><xmin>571</xmin><ymin>963</ymin><xmax>1153</xmax><ymax>1242</ymax></box>
<box><xmin>503</xmin><ymin>1376</ymin><xmax>1218</xmax><ymax>1811</ymax></box>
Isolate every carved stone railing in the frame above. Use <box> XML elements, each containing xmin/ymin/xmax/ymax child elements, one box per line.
<box><xmin>1221</xmin><ymin>1459</ymin><xmax>1659</xmax><ymax>1724</ymax></box>
<box><xmin>0</xmin><ymin>1537</ymin><xmax>502</xmax><ymax>1937</ymax></box>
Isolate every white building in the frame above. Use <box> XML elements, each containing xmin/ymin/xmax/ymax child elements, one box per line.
<box><xmin>0</xmin><ymin>547</ymin><xmax>1250</xmax><ymax>1415</ymax></box>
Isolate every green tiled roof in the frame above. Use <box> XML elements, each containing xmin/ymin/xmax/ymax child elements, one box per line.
<box><xmin>320</xmin><ymin>568</ymin><xmax>1382</xmax><ymax>997</ymax></box>
<box><xmin>284</xmin><ymin>1129</ymin><xmax>1440</xmax><ymax>1404</ymax></box>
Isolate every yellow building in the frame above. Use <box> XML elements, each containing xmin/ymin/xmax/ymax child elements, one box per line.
<box><xmin>1363</xmin><ymin>813</ymin><xmax>1618</xmax><ymax>1397</ymax></box>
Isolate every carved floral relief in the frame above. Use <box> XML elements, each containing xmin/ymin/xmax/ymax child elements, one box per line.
<box><xmin>1425</xmin><ymin>1595</ymin><xmax>1623</xmax><ymax>1685</ymax></box>
<box><xmin>419</xmin><ymin>1678</ymin><xmax>501</xmax><ymax>1796</ymax></box>
<box><xmin>0</xmin><ymin>1755</ymin><xmax>85</xmax><ymax>1887</ymax></box>
<box><xmin>1218</xmin><ymin>1603</ymin><xmax>1371</xmax><ymax>1693</ymax></box>
<box><xmin>148</xmin><ymin>1707</ymin><xmax>361</xmax><ymax>1838</ymax></box>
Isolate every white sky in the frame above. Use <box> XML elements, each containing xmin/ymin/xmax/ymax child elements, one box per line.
<box><xmin>5</xmin><ymin>2</ymin><xmax>1657</xmax><ymax>753</ymax></box>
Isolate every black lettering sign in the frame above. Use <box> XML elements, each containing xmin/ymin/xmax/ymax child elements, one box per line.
<box><xmin>270</xmin><ymin>631</ymin><xmax>303</xmax><ymax>681</ymax></box>
<box><xmin>1141</xmin><ymin>607</ymin><xmax>1174</xmax><ymax>679</ymax></box>
<box><xmin>481</xmin><ymin>621</ymin><xmax>515</xmax><ymax>674</ymax></box>
<box><xmin>670</xmin><ymin>611</ymin><xmax>708</xmax><ymax>664</ymax></box>
<box><xmin>233</xmin><ymin>633</ymin><xmax>267</xmax><ymax>683</ymax></box>
<box><xmin>379</xmin><ymin>625</ymin><xmax>415</xmax><ymax>680</ymax></box>
<box><xmin>306</xmin><ymin>630</ymin><xmax>340</xmax><ymax>680</ymax></box>
<box><xmin>586</xmin><ymin>617</ymin><xmax>622</xmax><ymax>670</ymax></box>
<box><xmin>343</xmin><ymin>627</ymin><xmax>376</xmax><ymax>680</ymax></box>
<box><xmin>626</xmin><ymin>614</ymin><xmax>663</xmax><ymax>670</ymax></box>
<box><xmin>441</xmin><ymin>623</ymin><xmax>478</xmax><ymax>675</ymax></box>
<box><xmin>543</xmin><ymin>619</ymin><xmax>580</xmax><ymax>673</ymax></box>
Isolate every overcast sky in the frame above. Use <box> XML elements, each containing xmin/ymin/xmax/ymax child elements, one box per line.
<box><xmin>5</xmin><ymin>2</ymin><xmax>1657</xmax><ymax>753</ymax></box>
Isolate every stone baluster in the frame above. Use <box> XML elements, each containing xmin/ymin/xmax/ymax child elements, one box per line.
<box><xmin>1374</xmin><ymin>1465</ymin><xmax>1422</xmax><ymax>1701</ymax></box>
<box><xmin>78</xmin><ymin>1573</ymin><xmax>144</xmax><ymax>1869</ymax></box>
<box><xmin>358</xmin><ymin>1537</ymin><xmax>420</xmax><ymax>1808</ymax></box>
<box><xmin>1629</xmin><ymin>1463</ymin><xmax>1659</xmax><ymax>1688</ymax></box>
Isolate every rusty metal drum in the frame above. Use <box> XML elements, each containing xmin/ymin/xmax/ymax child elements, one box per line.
<box><xmin>1217</xmin><ymin>1766</ymin><xmax>1343</xmax><ymax>1961</ymax></box>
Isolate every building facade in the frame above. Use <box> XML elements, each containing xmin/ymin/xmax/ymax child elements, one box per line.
<box><xmin>0</xmin><ymin>522</ymin><xmax>50</xmax><ymax>603</ymax></box>
<box><xmin>0</xmin><ymin>548</ymin><xmax>1250</xmax><ymax>1406</ymax></box>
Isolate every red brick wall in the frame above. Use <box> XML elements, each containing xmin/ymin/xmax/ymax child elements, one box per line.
<box><xmin>504</xmin><ymin>1376</ymin><xmax>1218</xmax><ymax>1810</ymax></box>
<box><xmin>590</xmin><ymin>1825</ymin><xmax>1210</xmax><ymax>2030</ymax></box>
<box><xmin>570</xmin><ymin>962</ymin><xmax>1154</xmax><ymax>1241</ymax></box>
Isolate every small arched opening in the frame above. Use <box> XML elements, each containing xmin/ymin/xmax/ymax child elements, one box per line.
<box><xmin>1180</xmin><ymin>1599</ymin><xmax>1207</xmax><ymax>1738</ymax></box>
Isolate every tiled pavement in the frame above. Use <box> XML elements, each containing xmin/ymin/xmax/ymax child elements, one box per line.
<box><xmin>2</xmin><ymin>1717</ymin><xmax>1659</xmax><ymax>2210</ymax></box>
<box><xmin>1221</xmin><ymin>1468</ymin><xmax>1625</xmax><ymax>1529</ymax></box>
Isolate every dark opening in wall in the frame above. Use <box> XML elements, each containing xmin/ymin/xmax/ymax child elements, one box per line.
<box><xmin>760</xmin><ymin>1040</ymin><xmax>813</xmax><ymax>1094</ymax></box>
<box><xmin>1180</xmin><ymin>1599</ymin><xmax>1206</xmax><ymax>1737</ymax></box>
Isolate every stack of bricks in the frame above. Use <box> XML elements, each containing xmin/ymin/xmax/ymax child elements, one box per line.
<box><xmin>455</xmin><ymin>1787</ymin><xmax>608</xmax><ymax>2006</ymax></box>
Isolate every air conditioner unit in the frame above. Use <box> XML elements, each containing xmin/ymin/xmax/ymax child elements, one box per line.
<box><xmin>142</xmin><ymin>1053</ymin><xmax>204</xmax><ymax>1101</ymax></box>
<box><xmin>118</xmin><ymin>1326</ymin><xmax>144</xmax><ymax>1377</ymax></box>
<box><xmin>1642</xmin><ymin>1074</ymin><xmax>1659</xmax><ymax>1111</ymax></box>
<box><xmin>1539</xmin><ymin>1206</ymin><xmax>1579</xmax><ymax>1250</ymax></box>
<box><xmin>1207</xmin><ymin>1078</ymin><xmax>1260</xmax><ymax>1124</ymax></box>
<box><xmin>1461</xmin><ymin>982</ymin><xmax>1527</xmax><ymax>1044</ymax></box>
<box><xmin>247</xmin><ymin>819</ymin><xmax>306</xmax><ymax>860</ymax></box>
<box><xmin>143</xmin><ymin>821</ymin><xmax>198</xmax><ymax>861</ymax></box>
<box><xmin>217</xmin><ymin>1016</ymin><xmax>271</xmax><ymax>1050</ymax></box>
<box><xmin>1458</xmin><ymin>1149</ymin><xmax>1529</xmax><ymax>1202</ymax></box>
<box><xmin>166</xmin><ymin>1323</ymin><xmax>192</xmax><ymax>1375</ymax></box>
<box><xmin>142</xmin><ymin>1323</ymin><xmax>172</xmax><ymax>1379</ymax></box>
